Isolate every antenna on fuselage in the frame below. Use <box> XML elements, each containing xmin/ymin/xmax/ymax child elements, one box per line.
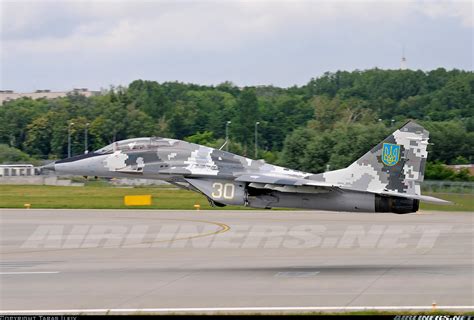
<box><xmin>219</xmin><ymin>140</ymin><xmax>228</xmax><ymax>151</ymax></box>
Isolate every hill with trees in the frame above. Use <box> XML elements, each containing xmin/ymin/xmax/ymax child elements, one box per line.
<box><xmin>1</xmin><ymin>68</ymin><xmax>472</xmax><ymax>180</ymax></box>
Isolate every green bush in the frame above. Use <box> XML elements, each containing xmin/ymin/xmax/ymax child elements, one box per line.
<box><xmin>0</xmin><ymin>144</ymin><xmax>39</xmax><ymax>165</ymax></box>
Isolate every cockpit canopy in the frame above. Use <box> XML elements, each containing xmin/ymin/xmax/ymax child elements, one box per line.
<box><xmin>95</xmin><ymin>137</ymin><xmax>169</xmax><ymax>154</ymax></box>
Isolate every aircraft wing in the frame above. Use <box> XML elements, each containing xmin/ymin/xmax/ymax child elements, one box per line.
<box><xmin>235</xmin><ymin>173</ymin><xmax>335</xmax><ymax>187</ymax></box>
<box><xmin>235</xmin><ymin>173</ymin><xmax>338</xmax><ymax>194</ymax></box>
<box><xmin>114</xmin><ymin>168</ymin><xmax>143</xmax><ymax>174</ymax></box>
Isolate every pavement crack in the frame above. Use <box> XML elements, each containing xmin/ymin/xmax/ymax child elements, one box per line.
<box><xmin>113</xmin><ymin>272</ymin><xmax>192</xmax><ymax>308</ymax></box>
<box><xmin>344</xmin><ymin>265</ymin><xmax>393</xmax><ymax>307</ymax></box>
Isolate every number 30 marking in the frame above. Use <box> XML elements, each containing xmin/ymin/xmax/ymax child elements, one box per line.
<box><xmin>211</xmin><ymin>183</ymin><xmax>235</xmax><ymax>199</ymax></box>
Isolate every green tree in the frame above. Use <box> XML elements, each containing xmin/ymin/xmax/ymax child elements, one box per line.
<box><xmin>422</xmin><ymin>121</ymin><xmax>473</xmax><ymax>164</ymax></box>
<box><xmin>0</xmin><ymin>69</ymin><xmax>472</xmax><ymax>171</ymax></box>
<box><xmin>168</xmin><ymin>100</ymin><xmax>198</xmax><ymax>139</ymax></box>
<box><xmin>126</xmin><ymin>107</ymin><xmax>156</xmax><ymax>138</ymax></box>
<box><xmin>128</xmin><ymin>80</ymin><xmax>170</xmax><ymax>118</ymax></box>
<box><xmin>232</xmin><ymin>88</ymin><xmax>259</xmax><ymax>155</ymax></box>
<box><xmin>24</xmin><ymin>115</ymin><xmax>53</xmax><ymax>158</ymax></box>
<box><xmin>425</xmin><ymin>162</ymin><xmax>456</xmax><ymax>180</ymax></box>
<box><xmin>0</xmin><ymin>144</ymin><xmax>38</xmax><ymax>164</ymax></box>
<box><xmin>185</xmin><ymin>131</ymin><xmax>217</xmax><ymax>147</ymax></box>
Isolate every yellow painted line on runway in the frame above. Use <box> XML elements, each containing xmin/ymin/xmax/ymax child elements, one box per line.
<box><xmin>137</xmin><ymin>218</ymin><xmax>231</xmax><ymax>246</ymax></box>
<box><xmin>1</xmin><ymin>218</ymin><xmax>231</xmax><ymax>255</ymax></box>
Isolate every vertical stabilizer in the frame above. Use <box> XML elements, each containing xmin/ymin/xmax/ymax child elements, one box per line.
<box><xmin>313</xmin><ymin>121</ymin><xmax>429</xmax><ymax>195</ymax></box>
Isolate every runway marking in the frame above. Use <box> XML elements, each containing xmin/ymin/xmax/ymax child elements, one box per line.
<box><xmin>0</xmin><ymin>271</ymin><xmax>59</xmax><ymax>275</ymax></box>
<box><xmin>1</xmin><ymin>306</ymin><xmax>473</xmax><ymax>314</ymax></box>
<box><xmin>140</xmin><ymin>218</ymin><xmax>230</xmax><ymax>245</ymax></box>
<box><xmin>2</xmin><ymin>218</ymin><xmax>230</xmax><ymax>255</ymax></box>
<box><xmin>275</xmin><ymin>271</ymin><xmax>320</xmax><ymax>277</ymax></box>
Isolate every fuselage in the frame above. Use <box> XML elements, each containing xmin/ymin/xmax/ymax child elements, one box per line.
<box><xmin>46</xmin><ymin>135</ymin><xmax>423</xmax><ymax>214</ymax></box>
<box><xmin>53</xmin><ymin>137</ymin><xmax>310</xmax><ymax>182</ymax></box>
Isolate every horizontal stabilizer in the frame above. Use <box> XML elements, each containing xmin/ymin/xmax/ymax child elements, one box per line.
<box><xmin>378</xmin><ymin>191</ymin><xmax>452</xmax><ymax>204</ymax></box>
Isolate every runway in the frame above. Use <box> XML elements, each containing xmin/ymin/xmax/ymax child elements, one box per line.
<box><xmin>0</xmin><ymin>209</ymin><xmax>473</xmax><ymax>314</ymax></box>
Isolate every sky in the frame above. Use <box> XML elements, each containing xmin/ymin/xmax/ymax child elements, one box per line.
<box><xmin>0</xmin><ymin>0</ymin><xmax>472</xmax><ymax>92</ymax></box>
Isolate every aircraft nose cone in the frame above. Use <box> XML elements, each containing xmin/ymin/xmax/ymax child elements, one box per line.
<box><xmin>41</xmin><ymin>161</ymin><xmax>56</xmax><ymax>173</ymax></box>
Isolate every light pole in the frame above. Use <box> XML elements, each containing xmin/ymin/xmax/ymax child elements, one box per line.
<box><xmin>255</xmin><ymin>121</ymin><xmax>260</xmax><ymax>159</ymax></box>
<box><xmin>67</xmin><ymin>122</ymin><xmax>74</xmax><ymax>158</ymax></box>
<box><xmin>84</xmin><ymin>123</ymin><xmax>90</xmax><ymax>154</ymax></box>
<box><xmin>225</xmin><ymin>121</ymin><xmax>231</xmax><ymax>151</ymax></box>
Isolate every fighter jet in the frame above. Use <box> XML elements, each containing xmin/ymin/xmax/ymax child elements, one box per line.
<box><xmin>43</xmin><ymin>121</ymin><xmax>449</xmax><ymax>213</ymax></box>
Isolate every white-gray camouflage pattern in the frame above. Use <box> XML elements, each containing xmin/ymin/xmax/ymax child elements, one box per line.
<box><xmin>50</xmin><ymin>121</ymin><xmax>447</xmax><ymax>213</ymax></box>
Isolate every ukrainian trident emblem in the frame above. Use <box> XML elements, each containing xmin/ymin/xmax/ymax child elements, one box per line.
<box><xmin>382</xmin><ymin>143</ymin><xmax>401</xmax><ymax>166</ymax></box>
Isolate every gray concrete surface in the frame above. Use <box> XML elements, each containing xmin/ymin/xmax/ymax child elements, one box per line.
<box><xmin>0</xmin><ymin>209</ymin><xmax>473</xmax><ymax>313</ymax></box>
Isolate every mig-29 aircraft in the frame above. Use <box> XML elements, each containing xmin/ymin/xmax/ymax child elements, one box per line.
<box><xmin>43</xmin><ymin>121</ymin><xmax>449</xmax><ymax>213</ymax></box>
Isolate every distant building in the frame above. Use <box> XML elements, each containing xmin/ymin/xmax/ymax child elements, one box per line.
<box><xmin>0</xmin><ymin>164</ymin><xmax>39</xmax><ymax>177</ymax></box>
<box><xmin>400</xmin><ymin>56</ymin><xmax>407</xmax><ymax>70</ymax></box>
<box><xmin>447</xmin><ymin>164</ymin><xmax>474</xmax><ymax>175</ymax></box>
<box><xmin>400</xmin><ymin>45</ymin><xmax>407</xmax><ymax>70</ymax></box>
<box><xmin>0</xmin><ymin>88</ymin><xmax>100</xmax><ymax>105</ymax></box>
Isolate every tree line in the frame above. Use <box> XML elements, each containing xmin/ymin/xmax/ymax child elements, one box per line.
<box><xmin>0</xmin><ymin>68</ymin><xmax>472</xmax><ymax>180</ymax></box>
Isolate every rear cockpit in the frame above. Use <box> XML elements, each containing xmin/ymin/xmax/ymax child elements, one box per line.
<box><xmin>95</xmin><ymin>137</ymin><xmax>178</xmax><ymax>154</ymax></box>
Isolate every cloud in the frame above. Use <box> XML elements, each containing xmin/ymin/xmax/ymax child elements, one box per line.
<box><xmin>417</xmin><ymin>0</ymin><xmax>473</xmax><ymax>27</ymax></box>
<box><xmin>2</xmin><ymin>0</ymin><xmax>471</xmax><ymax>55</ymax></box>
<box><xmin>0</xmin><ymin>0</ymin><xmax>472</xmax><ymax>90</ymax></box>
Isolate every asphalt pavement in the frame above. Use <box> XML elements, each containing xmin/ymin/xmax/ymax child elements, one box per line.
<box><xmin>0</xmin><ymin>209</ymin><xmax>472</xmax><ymax>314</ymax></box>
